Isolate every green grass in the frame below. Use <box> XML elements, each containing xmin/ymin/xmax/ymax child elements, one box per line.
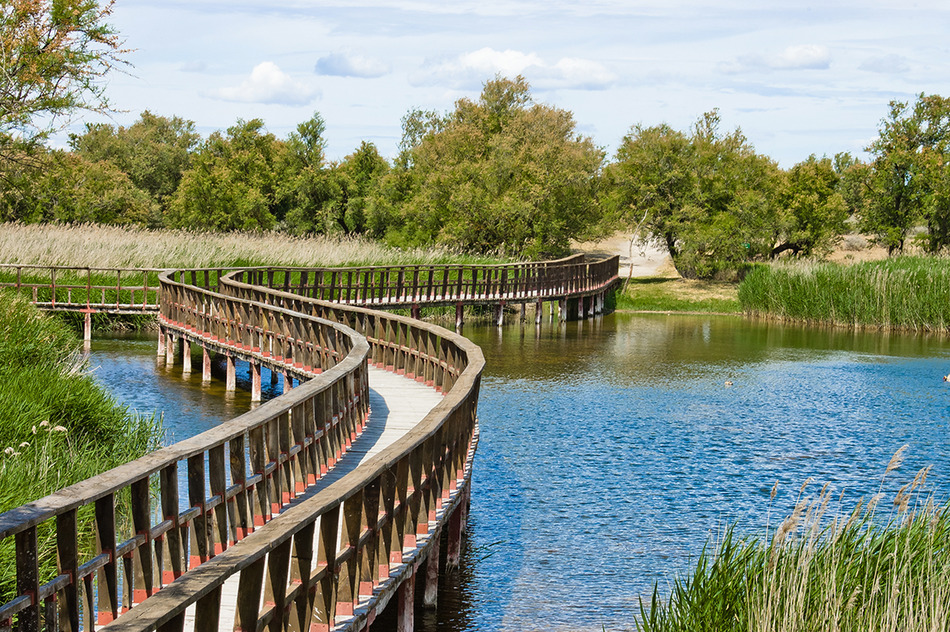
<box><xmin>638</xmin><ymin>463</ymin><xmax>950</xmax><ymax>632</ymax></box>
<box><xmin>617</xmin><ymin>277</ymin><xmax>742</xmax><ymax>313</ymax></box>
<box><xmin>738</xmin><ymin>257</ymin><xmax>950</xmax><ymax>331</ymax></box>
<box><xmin>0</xmin><ymin>292</ymin><xmax>163</xmax><ymax>602</ymax></box>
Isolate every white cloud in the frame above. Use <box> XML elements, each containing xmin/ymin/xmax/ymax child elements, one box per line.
<box><xmin>720</xmin><ymin>44</ymin><xmax>831</xmax><ymax>74</ymax></box>
<box><xmin>213</xmin><ymin>62</ymin><xmax>319</xmax><ymax>105</ymax></box>
<box><xmin>315</xmin><ymin>52</ymin><xmax>390</xmax><ymax>78</ymax></box>
<box><xmin>774</xmin><ymin>45</ymin><xmax>831</xmax><ymax>70</ymax></box>
<box><xmin>411</xmin><ymin>47</ymin><xmax>615</xmax><ymax>90</ymax></box>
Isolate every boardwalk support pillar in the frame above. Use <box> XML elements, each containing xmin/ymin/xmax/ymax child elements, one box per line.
<box><xmin>446</xmin><ymin>486</ymin><xmax>469</xmax><ymax>568</ymax></box>
<box><xmin>558</xmin><ymin>299</ymin><xmax>567</xmax><ymax>322</ymax></box>
<box><xmin>397</xmin><ymin>566</ymin><xmax>415</xmax><ymax>632</ymax></box>
<box><xmin>82</xmin><ymin>310</ymin><xmax>93</xmax><ymax>344</ymax></box>
<box><xmin>202</xmin><ymin>346</ymin><xmax>211</xmax><ymax>383</ymax></box>
<box><xmin>251</xmin><ymin>362</ymin><xmax>261</xmax><ymax>403</ymax></box>
<box><xmin>157</xmin><ymin>325</ymin><xmax>165</xmax><ymax>358</ymax></box>
<box><xmin>165</xmin><ymin>332</ymin><xmax>176</xmax><ymax>366</ymax></box>
<box><xmin>226</xmin><ymin>355</ymin><xmax>236</xmax><ymax>392</ymax></box>
<box><xmin>423</xmin><ymin>529</ymin><xmax>440</xmax><ymax>609</ymax></box>
<box><xmin>455</xmin><ymin>303</ymin><xmax>464</xmax><ymax>330</ymax></box>
<box><xmin>495</xmin><ymin>302</ymin><xmax>505</xmax><ymax>327</ymax></box>
<box><xmin>535</xmin><ymin>300</ymin><xmax>543</xmax><ymax>325</ymax></box>
<box><xmin>182</xmin><ymin>340</ymin><xmax>192</xmax><ymax>374</ymax></box>
<box><xmin>411</xmin><ymin>303</ymin><xmax>421</xmax><ymax>320</ymax></box>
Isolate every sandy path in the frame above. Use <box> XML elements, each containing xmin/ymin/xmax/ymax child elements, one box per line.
<box><xmin>572</xmin><ymin>234</ymin><xmax>675</xmax><ymax>278</ymax></box>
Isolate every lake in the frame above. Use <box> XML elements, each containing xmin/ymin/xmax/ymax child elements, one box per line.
<box><xmin>88</xmin><ymin>313</ymin><xmax>950</xmax><ymax>631</ymax></box>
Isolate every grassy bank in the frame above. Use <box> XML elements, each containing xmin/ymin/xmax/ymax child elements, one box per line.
<box><xmin>617</xmin><ymin>277</ymin><xmax>741</xmax><ymax>313</ymax></box>
<box><xmin>738</xmin><ymin>258</ymin><xmax>950</xmax><ymax>331</ymax></box>
<box><xmin>0</xmin><ymin>293</ymin><xmax>162</xmax><ymax>599</ymax></box>
<box><xmin>638</xmin><ymin>466</ymin><xmax>950</xmax><ymax>631</ymax></box>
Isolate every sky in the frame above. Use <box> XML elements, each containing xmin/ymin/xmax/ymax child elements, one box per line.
<box><xmin>68</xmin><ymin>0</ymin><xmax>950</xmax><ymax>168</ymax></box>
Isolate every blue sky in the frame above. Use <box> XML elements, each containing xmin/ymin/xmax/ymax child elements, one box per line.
<box><xmin>75</xmin><ymin>0</ymin><xmax>950</xmax><ymax>167</ymax></box>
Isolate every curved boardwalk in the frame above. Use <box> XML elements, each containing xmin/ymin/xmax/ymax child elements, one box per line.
<box><xmin>0</xmin><ymin>255</ymin><xmax>616</xmax><ymax>632</ymax></box>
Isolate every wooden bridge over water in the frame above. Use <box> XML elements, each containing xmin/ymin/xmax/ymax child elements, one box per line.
<box><xmin>0</xmin><ymin>254</ymin><xmax>619</xmax><ymax>632</ymax></box>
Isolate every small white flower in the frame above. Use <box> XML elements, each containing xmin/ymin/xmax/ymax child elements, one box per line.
<box><xmin>4</xmin><ymin>447</ymin><xmax>14</xmax><ymax>455</ymax></box>
<box><xmin>18</xmin><ymin>442</ymin><xmax>29</xmax><ymax>448</ymax></box>
<box><xmin>52</xmin><ymin>426</ymin><xmax>68</xmax><ymax>433</ymax></box>
<box><xmin>39</xmin><ymin>420</ymin><xmax>50</xmax><ymax>429</ymax></box>
<box><xmin>31</xmin><ymin>426</ymin><xmax>36</xmax><ymax>435</ymax></box>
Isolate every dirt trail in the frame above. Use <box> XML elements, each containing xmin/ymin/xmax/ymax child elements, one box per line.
<box><xmin>572</xmin><ymin>234</ymin><xmax>676</xmax><ymax>278</ymax></box>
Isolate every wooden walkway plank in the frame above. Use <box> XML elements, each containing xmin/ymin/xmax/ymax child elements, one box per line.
<box><xmin>182</xmin><ymin>367</ymin><xmax>443</xmax><ymax>632</ymax></box>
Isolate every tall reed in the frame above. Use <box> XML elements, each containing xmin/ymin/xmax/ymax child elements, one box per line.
<box><xmin>0</xmin><ymin>222</ymin><xmax>496</xmax><ymax>269</ymax></box>
<box><xmin>636</xmin><ymin>462</ymin><xmax>950</xmax><ymax>632</ymax></box>
<box><xmin>738</xmin><ymin>258</ymin><xmax>950</xmax><ymax>331</ymax></box>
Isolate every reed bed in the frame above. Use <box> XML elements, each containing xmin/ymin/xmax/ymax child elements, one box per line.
<box><xmin>0</xmin><ymin>222</ymin><xmax>494</xmax><ymax>269</ymax></box>
<box><xmin>738</xmin><ymin>257</ymin><xmax>950</xmax><ymax>331</ymax></box>
<box><xmin>637</xmin><ymin>458</ymin><xmax>950</xmax><ymax>632</ymax></box>
<box><xmin>0</xmin><ymin>293</ymin><xmax>162</xmax><ymax>600</ymax></box>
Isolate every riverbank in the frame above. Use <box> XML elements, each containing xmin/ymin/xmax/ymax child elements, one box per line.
<box><xmin>0</xmin><ymin>293</ymin><xmax>162</xmax><ymax>599</ymax></box>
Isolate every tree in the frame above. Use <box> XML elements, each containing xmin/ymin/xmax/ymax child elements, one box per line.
<box><xmin>606</xmin><ymin>111</ymin><xmax>779</xmax><ymax>278</ymax></box>
<box><xmin>69</xmin><ymin>111</ymin><xmax>199</xmax><ymax>223</ymax></box>
<box><xmin>862</xmin><ymin>94</ymin><xmax>950</xmax><ymax>253</ymax></box>
<box><xmin>0</xmin><ymin>0</ymin><xmax>126</xmax><ymax>163</ymax></box>
<box><xmin>772</xmin><ymin>155</ymin><xmax>848</xmax><ymax>257</ymax></box>
<box><xmin>280</xmin><ymin>112</ymin><xmax>335</xmax><ymax>235</ymax></box>
<box><xmin>0</xmin><ymin>149</ymin><xmax>151</xmax><ymax>224</ymax></box>
<box><xmin>375</xmin><ymin>75</ymin><xmax>604</xmax><ymax>258</ymax></box>
<box><xmin>169</xmin><ymin>119</ymin><xmax>287</xmax><ymax>231</ymax></box>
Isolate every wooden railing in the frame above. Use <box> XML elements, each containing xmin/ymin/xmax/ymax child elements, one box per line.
<box><xmin>0</xmin><ymin>265</ymin><xmax>484</xmax><ymax>632</ymax></box>
<box><xmin>234</xmin><ymin>254</ymin><xmax>619</xmax><ymax>307</ymax></box>
<box><xmin>0</xmin><ymin>265</ymin><xmax>163</xmax><ymax>313</ymax></box>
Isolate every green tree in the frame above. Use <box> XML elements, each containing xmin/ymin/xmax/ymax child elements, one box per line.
<box><xmin>0</xmin><ymin>149</ymin><xmax>151</xmax><ymax>224</ymax></box>
<box><xmin>280</xmin><ymin>112</ymin><xmax>335</xmax><ymax>235</ymax></box>
<box><xmin>772</xmin><ymin>155</ymin><xmax>848</xmax><ymax>257</ymax></box>
<box><xmin>69</xmin><ymin>111</ymin><xmax>199</xmax><ymax>223</ymax></box>
<box><xmin>862</xmin><ymin>94</ymin><xmax>950</xmax><ymax>253</ymax></box>
<box><xmin>169</xmin><ymin>119</ymin><xmax>286</xmax><ymax>231</ymax></box>
<box><xmin>606</xmin><ymin>111</ymin><xmax>779</xmax><ymax>278</ymax></box>
<box><xmin>377</xmin><ymin>75</ymin><xmax>603</xmax><ymax>258</ymax></box>
<box><xmin>0</xmin><ymin>0</ymin><xmax>126</xmax><ymax>164</ymax></box>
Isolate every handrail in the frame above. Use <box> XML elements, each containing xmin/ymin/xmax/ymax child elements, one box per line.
<box><xmin>0</xmin><ymin>264</ymin><xmax>164</xmax><ymax>312</ymax></box>
<box><xmin>231</xmin><ymin>254</ymin><xmax>619</xmax><ymax>307</ymax></box>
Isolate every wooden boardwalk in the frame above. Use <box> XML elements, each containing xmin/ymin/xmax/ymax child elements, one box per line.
<box><xmin>182</xmin><ymin>367</ymin><xmax>444</xmax><ymax>632</ymax></box>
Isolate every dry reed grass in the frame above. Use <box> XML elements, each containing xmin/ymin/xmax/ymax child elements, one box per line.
<box><xmin>638</xmin><ymin>447</ymin><xmax>950</xmax><ymax>632</ymax></box>
<box><xmin>0</xmin><ymin>223</ymin><xmax>487</xmax><ymax>269</ymax></box>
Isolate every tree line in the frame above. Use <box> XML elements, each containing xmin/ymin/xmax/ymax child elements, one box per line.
<box><xmin>3</xmin><ymin>3</ymin><xmax>950</xmax><ymax>278</ymax></box>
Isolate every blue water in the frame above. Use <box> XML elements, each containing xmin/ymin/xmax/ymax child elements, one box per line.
<box><xmin>89</xmin><ymin>315</ymin><xmax>950</xmax><ymax>632</ymax></box>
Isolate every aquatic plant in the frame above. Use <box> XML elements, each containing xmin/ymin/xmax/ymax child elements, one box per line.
<box><xmin>636</xmin><ymin>450</ymin><xmax>950</xmax><ymax>632</ymax></box>
<box><xmin>738</xmin><ymin>257</ymin><xmax>950</xmax><ymax>331</ymax></box>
